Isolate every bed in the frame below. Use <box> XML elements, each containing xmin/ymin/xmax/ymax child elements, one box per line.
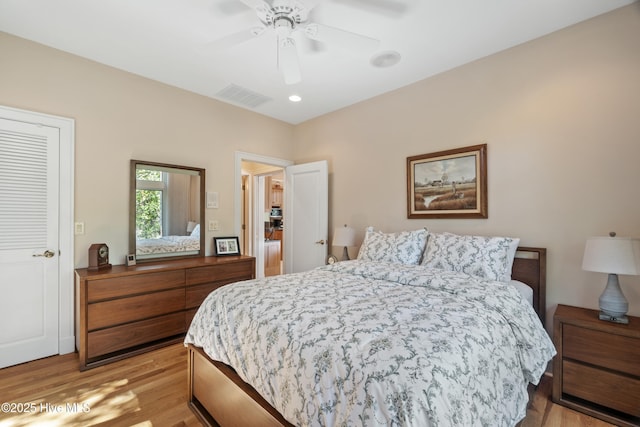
<box><xmin>185</xmin><ymin>229</ymin><xmax>555</xmax><ymax>427</ymax></box>
<box><xmin>135</xmin><ymin>235</ymin><xmax>200</xmax><ymax>255</ymax></box>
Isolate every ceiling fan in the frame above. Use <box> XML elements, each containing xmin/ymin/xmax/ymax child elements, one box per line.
<box><xmin>210</xmin><ymin>0</ymin><xmax>381</xmax><ymax>84</ymax></box>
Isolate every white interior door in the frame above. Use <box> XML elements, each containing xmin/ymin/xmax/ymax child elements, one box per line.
<box><xmin>0</xmin><ymin>118</ymin><xmax>60</xmax><ymax>368</ymax></box>
<box><xmin>284</xmin><ymin>160</ymin><xmax>328</xmax><ymax>274</ymax></box>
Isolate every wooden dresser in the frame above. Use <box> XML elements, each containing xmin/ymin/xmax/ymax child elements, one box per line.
<box><xmin>552</xmin><ymin>304</ymin><xmax>640</xmax><ymax>426</ymax></box>
<box><xmin>75</xmin><ymin>255</ymin><xmax>255</xmax><ymax>370</ymax></box>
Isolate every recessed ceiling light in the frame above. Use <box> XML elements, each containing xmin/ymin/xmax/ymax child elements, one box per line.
<box><xmin>289</xmin><ymin>94</ymin><xmax>302</xmax><ymax>102</ymax></box>
<box><xmin>370</xmin><ymin>50</ymin><xmax>402</xmax><ymax>68</ymax></box>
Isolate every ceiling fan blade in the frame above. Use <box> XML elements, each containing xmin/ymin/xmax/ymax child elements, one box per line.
<box><xmin>207</xmin><ymin>26</ymin><xmax>266</xmax><ymax>51</ymax></box>
<box><xmin>236</xmin><ymin>0</ymin><xmax>271</xmax><ymax>10</ymax></box>
<box><xmin>301</xmin><ymin>0</ymin><xmax>324</xmax><ymax>13</ymax></box>
<box><xmin>303</xmin><ymin>23</ymin><xmax>380</xmax><ymax>52</ymax></box>
<box><xmin>236</xmin><ymin>0</ymin><xmax>273</xmax><ymax>20</ymax></box>
<box><xmin>216</xmin><ymin>0</ymin><xmax>252</xmax><ymax>16</ymax></box>
<box><xmin>335</xmin><ymin>0</ymin><xmax>408</xmax><ymax>16</ymax></box>
<box><xmin>278</xmin><ymin>36</ymin><xmax>302</xmax><ymax>85</ymax></box>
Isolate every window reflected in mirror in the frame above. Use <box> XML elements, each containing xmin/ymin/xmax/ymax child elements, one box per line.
<box><xmin>136</xmin><ymin>168</ymin><xmax>163</xmax><ymax>239</ymax></box>
<box><xmin>130</xmin><ymin>160</ymin><xmax>205</xmax><ymax>261</ymax></box>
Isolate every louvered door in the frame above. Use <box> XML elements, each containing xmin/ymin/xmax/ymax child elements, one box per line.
<box><xmin>0</xmin><ymin>117</ymin><xmax>60</xmax><ymax>368</ymax></box>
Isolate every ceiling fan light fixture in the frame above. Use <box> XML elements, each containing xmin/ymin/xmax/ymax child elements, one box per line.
<box><xmin>274</xmin><ymin>15</ymin><xmax>294</xmax><ymax>37</ymax></box>
<box><xmin>289</xmin><ymin>94</ymin><xmax>302</xmax><ymax>102</ymax></box>
<box><xmin>212</xmin><ymin>0</ymin><xmax>382</xmax><ymax>85</ymax></box>
<box><xmin>370</xmin><ymin>50</ymin><xmax>402</xmax><ymax>68</ymax></box>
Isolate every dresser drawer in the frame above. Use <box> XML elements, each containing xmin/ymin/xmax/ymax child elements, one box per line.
<box><xmin>88</xmin><ymin>288</ymin><xmax>185</xmax><ymax>330</ymax></box>
<box><xmin>186</xmin><ymin>261</ymin><xmax>254</xmax><ymax>286</ymax></box>
<box><xmin>87</xmin><ymin>311</ymin><xmax>186</xmax><ymax>359</ymax></box>
<box><xmin>186</xmin><ymin>282</ymin><xmax>231</xmax><ymax>309</ymax></box>
<box><xmin>563</xmin><ymin>324</ymin><xmax>640</xmax><ymax>377</ymax></box>
<box><xmin>87</xmin><ymin>270</ymin><xmax>185</xmax><ymax>302</ymax></box>
<box><xmin>563</xmin><ymin>360</ymin><xmax>640</xmax><ymax>416</ymax></box>
<box><xmin>185</xmin><ymin>307</ymin><xmax>198</xmax><ymax>329</ymax></box>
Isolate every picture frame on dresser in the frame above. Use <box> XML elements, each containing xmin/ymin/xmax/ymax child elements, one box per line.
<box><xmin>213</xmin><ymin>236</ymin><xmax>240</xmax><ymax>256</ymax></box>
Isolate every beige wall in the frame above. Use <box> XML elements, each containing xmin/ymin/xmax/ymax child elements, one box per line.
<box><xmin>0</xmin><ymin>32</ymin><xmax>295</xmax><ymax>267</ymax></box>
<box><xmin>1</xmin><ymin>4</ymin><xmax>639</xmax><ymax>332</ymax></box>
<box><xmin>293</xmin><ymin>5</ymin><xmax>640</xmax><ymax>326</ymax></box>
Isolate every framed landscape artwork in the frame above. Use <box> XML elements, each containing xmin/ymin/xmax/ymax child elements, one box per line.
<box><xmin>407</xmin><ymin>144</ymin><xmax>487</xmax><ymax>219</ymax></box>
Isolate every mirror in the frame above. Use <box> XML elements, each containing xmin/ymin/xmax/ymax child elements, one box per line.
<box><xmin>129</xmin><ymin>160</ymin><xmax>205</xmax><ymax>262</ymax></box>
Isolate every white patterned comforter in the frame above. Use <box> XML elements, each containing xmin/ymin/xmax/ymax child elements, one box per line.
<box><xmin>185</xmin><ymin>260</ymin><xmax>556</xmax><ymax>427</ymax></box>
<box><xmin>135</xmin><ymin>235</ymin><xmax>199</xmax><ymax>255</ymax></box>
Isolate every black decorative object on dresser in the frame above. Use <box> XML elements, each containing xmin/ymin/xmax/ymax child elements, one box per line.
<box><xmin>75</xmin><ymin>255</ymin><xmax>255</xmax><ymax>370</ymax></box>
<box><xmin>552</xmin><ymin>304</ymin><xmax>640</xmax><ymax>427</ymax></box>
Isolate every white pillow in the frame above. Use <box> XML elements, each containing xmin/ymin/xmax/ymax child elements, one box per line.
<box><xmin>357</xmin><ymin>227</ymin><xmax>428</xmax><ymax>265</ymax></box>
<box><xmin>190</xmin><ymin>223</ymin><xmax>200</xmax><ymax>238</ymax></box>
<box><xmin>511</xmin><ymin>280</ymin><xmax>533</xmax><ymax>306</ymax></box>
<box><xmin>421</xmin><ymin>232</ymin><xmax>519</xmax><ymax>282</ymax></box>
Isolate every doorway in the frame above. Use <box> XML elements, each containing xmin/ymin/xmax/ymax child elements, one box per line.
<box><xmin>241</xmin><ymin>162</ymin><xmax>285</xmax><ymax>278</ymax></box>
<box><xmin>235</xmin><ymin>152</ymin><xmax>329</xmax><ymax>277</ymax></box>
<box><xmin>235</xmin><ymin>152</ymin><xmax>292</xmax><ymax>279</ymax></box>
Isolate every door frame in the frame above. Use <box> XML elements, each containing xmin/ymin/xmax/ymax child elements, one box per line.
<box><xmin>0</xmin><ymin>105</ymin><xmax>75</xmax><ymax>355</ymax></box>
<box><xmin>234</xmin><ymin>151</ymin><xmax>293</xmax><ymax>276</ymax></box>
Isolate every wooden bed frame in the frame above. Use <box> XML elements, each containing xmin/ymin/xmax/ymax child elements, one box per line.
<box><xmin>187</xmin><ymin>247</ymin><xmax>547</xmax><ymax>427</ymax></box>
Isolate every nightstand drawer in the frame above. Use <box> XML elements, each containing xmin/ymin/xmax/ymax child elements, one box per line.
<box><xmin>563</xmin><ymin>360</ymin><xmax>640</xmax><ymax>416</ymax></box>
<box><xmin>563</xmin><ymin>324</ymin><xmax>640</xmax><ymax>377</ymax></box>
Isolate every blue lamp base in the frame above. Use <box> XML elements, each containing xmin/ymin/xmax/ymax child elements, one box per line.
<box><xmin>598</xmin><ymin>273</ymin><xmax>629</xmax><ymax>324</ymax></box>
<box><xmin>598</xmin><ymin>312</ymin><xmax>629</xmax><ymax>324</ymax></box>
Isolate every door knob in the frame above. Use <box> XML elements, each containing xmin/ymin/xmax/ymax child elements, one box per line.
<box><xmin>33</xmin><ymin>250</ymin><xmax>55</xmax><ymax>258</ymax></box>
<box><xmin>315</xmin><ymin>240</ymin><xmax>325</xmax><ymax>245</ymax></box>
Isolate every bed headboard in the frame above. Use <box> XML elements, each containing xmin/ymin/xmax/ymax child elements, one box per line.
<box><xmin>511</xmin><ymin>247</ymin><xmax>547</xmax><ymax>326</ymax></box>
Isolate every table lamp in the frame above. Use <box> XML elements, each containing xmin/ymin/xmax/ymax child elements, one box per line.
<box><xmin>582</xmin><ymin>232</ymin><xmax>640</xmax><ymax>324</ymax></box>
<box><xmin>333</xmin><ymin>224</ymin><xmax>356</xmax><ymax>261</ymax></box>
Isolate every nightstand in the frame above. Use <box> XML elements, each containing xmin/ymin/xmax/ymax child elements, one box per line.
<box><xmin>552</xmin><ymin>304</ymin><xmax>640</xmax><ymax>426</ymax></box>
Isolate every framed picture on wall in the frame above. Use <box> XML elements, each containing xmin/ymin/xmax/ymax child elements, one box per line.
<box><xmin>213</xmin><ymin>236</ymin><xmax>240</xmax><ymax>256</ymax></box>
<box><xmin>407</xmin><ymin>144</ymin><xmax>488</xmax><ymax>219</ymax></box>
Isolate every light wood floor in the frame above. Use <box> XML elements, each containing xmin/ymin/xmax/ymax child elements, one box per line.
<box><xmin>0</xmin><ymin>344</ymin><xmax>614</xmax><ymax>427</ymax></box>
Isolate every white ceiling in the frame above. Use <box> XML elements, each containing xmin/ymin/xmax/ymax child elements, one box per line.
<box><xmin>0</xmin><ymin>0</ymin><xmax>635</xmax><ymax>124</ymax></box>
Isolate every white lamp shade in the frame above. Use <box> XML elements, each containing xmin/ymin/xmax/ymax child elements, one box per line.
<box><xmin>333</xmin><ymin>226</ymin><xmax>356</xmax><ymax>247</ymax></box>
<box><xmin>582</xmin><ymin>236</ymin><xmax>640</xmax><ymax>275</ymax></box>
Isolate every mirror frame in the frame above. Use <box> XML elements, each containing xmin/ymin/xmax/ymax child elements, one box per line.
<box><xmin>129</xmin><ymin>160</ymin><xmax>205</xmax><ymax>262</ymax></box>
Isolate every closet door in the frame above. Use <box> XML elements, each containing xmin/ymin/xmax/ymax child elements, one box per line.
<box><xmin>0</xmin><ymin>118</ymin><xmax>60</xmax><ymax>368</ymax></box>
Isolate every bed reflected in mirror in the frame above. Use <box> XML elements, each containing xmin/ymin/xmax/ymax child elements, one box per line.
<box><xmin>129</xmin><ymin>160</ymin><xmax>205</xmax><ymax>261</ymax></box>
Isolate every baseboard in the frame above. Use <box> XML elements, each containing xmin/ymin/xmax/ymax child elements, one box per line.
<box><xmin>59</xmin><ymin>335</ymin><xmax>75</xmax><ymax>354</ymax></box>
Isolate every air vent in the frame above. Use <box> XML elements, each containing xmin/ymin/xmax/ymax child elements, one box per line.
<box><xmin>216</xmin><ymin>84</ymin><xmax>272</xmax><ymax>108</ymax></box>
